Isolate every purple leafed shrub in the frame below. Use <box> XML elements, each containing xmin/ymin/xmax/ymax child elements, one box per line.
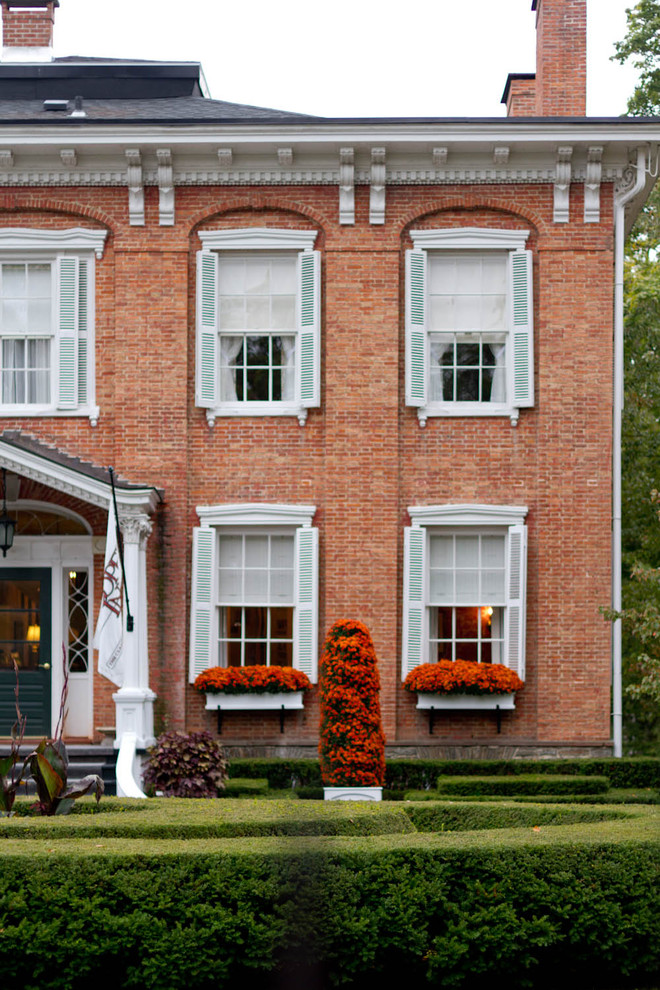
<box><xmin>143</xmin><ymin>730</ymin><xmax>228</xmax><ymax>798</ymax></box>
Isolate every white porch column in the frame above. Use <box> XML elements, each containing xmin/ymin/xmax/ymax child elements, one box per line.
<box><xmin>112</xmin><ymin>512</ymin><xmax>156</xmax><ymax>750</ymax></box>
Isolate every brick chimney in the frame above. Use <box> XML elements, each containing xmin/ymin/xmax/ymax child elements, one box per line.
<box><xmin>1</xmin><ymin>0</ymin><xmax>59</xmax><ymax>63</ymax></box>
<box><xmin>503</xmin><ymin>0</ymin><xmax>587</xmax><ymax>117</ymax></box>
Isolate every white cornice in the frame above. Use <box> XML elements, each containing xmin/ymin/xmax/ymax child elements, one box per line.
<box><xmin>0</xmin><ymin>441</ymin><xmax>160</xmax><ymax>514</ymax></box>
<box><xmin>196</xmin><ymin>503</ymin><xmax>316</xmax><ymax>527</ymax></box>
<box><xmin>198</xmin><ymin>227</ymin><xmax>317</xmax><ymax>250</ymax></box>
<box><xmin>410</xmin><ymin>227</ymin><xmax>530</xmax><ymax>251</ymax></box>
<box><xmin>408</xmin><ymin>504</ymin><xmax>528</xmax><ymax>527</ymax></box>
<box><xmin>0</xmin><ymin>226</ymin><xmax>107</xmax><ymax>257</ymax></box>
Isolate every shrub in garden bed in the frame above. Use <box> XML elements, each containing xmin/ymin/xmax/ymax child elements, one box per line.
<box><xmin>436</xmin><ymin>774</ymin><xmax>610</xmax><ymax>797</ymax></box>
<box><xmin>318</xmin><ymin>619</ymin><xmax>385</xmax><ymax>787</ymax></box>
<box><xmin>142</xmin><ymin>731</ymin><xmax>227</xmax><ymax>797</ymax></box>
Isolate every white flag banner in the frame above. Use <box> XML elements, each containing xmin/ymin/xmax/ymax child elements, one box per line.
<box><xmin>94</xmin><ymin>497</ymin><xmax>124</xmax><ymax>686</ymax></box>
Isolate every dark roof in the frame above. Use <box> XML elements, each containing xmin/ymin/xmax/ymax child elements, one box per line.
<box><xmin>0</xmin><ymin>430</ymin><xmax>161</xmax><ymax>495</ymax></box>
<box><xmin>0</xmin><ymin>95</ymin><xmax>317</xmax><ymax>121</ymax></box>
<box><xmin>0</xmin><ymin>60</ymin><xmax>207</xmax><ymax>100</ymax></box>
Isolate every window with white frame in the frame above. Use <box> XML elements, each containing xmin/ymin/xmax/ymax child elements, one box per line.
<box><xmin>402</xmin><ymin>505</ymin><xmax>528</xmax><ymax>682</ymax></box>
<box><xmin>189</xmin><ymin>505</ymin><xmax>319</xmax><ymax>683</ymax></box>
<box><xmin>0</xmin><ymin>228</ymin><xmax>106</xmax><ymax>421</ymax></box>
<box><xmin>195</xmin><ymin>229</ymin><xmax>321</xmax><ymax>426</ymax></box>
<box><xmin>405</xmin><ymin>228</ymin><xmax>533</xmax><ymax>425</ymax></box>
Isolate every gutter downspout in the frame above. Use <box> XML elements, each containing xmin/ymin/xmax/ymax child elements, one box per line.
<box><xmin>612</xmin><ymin>148</ymin><xmax>647</xmax><ymax>758</ymax></box>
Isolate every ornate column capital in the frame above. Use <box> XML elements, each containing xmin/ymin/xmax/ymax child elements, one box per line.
<box><xmin>120</xmin><ymin>511</ymin><xmax>153</xmax><ymax>548</ymax></box>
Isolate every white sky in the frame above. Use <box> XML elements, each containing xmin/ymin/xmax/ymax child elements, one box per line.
<box><xmin>50</xmin><ymin>0</ymin><xmax>640</xmax><ymax>118</ymax></box>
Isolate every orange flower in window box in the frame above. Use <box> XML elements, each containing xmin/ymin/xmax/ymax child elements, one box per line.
<box><xmin>404</xmin><ymin>660</ymin><xmax>524</xmax><ymax>696</ymax></box>
<box><xmin>194</xmin><ymin>665</ymin><xmax>312</xmax><ymax>695</ymax></box>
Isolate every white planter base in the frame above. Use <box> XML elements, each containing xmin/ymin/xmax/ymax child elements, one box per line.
<box><xmin>203</xmin><ymin>691</ymin><xmax>304</xmax><ymax>711</ymax></box>
<box><xmin>416</xmin><ymin>692</ymin><xmax>516</xmax><ymax>711</ymax></box>
<box><xmin>324</xmin><ymin>786</ymin><xmax>383</xmax><ymax>802</ymax></box>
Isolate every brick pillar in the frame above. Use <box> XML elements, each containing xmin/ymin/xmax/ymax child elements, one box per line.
<box><xmin>534</xmin><ymin>0</ymin><xmax>586</xmax><ymax>116</ymax></box>
<box><xmin>503</xmin><ymin>74</ymin><xmax>538</xmax><ymax>117</ymax></box>
<box><xmin>1</xmin><ymin>1</ymin><xmax>58</xmax><ymax>51</ymax></box>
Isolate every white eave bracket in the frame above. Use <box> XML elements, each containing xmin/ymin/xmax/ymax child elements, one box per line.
<box><xmin>554</xmin><ymin>146</ymin><xmax>572</xmax><ymax>223</ymax></box>
<box><xmin>126</xmin><ymin>149</ymin><xmax>144</xmax><ymax>226</ymax></box>
<box><xmin>339</xmin><ymin>147</ymin><xmax>355</xmax><ymax>225</ymax></box>
<box><xmin>370</xmin><ymin>147</ymin><xmax>386</xmax><ymax>225</ymax></box>
<box><xmin>157</xmin><ymin>148</ymin><xmax>174</xmax><ymax>226</ymax></box>
<box><xmin>584</xmin><ymin>146</ymin><xmax>603</xmax><ymax>224</ymax></box>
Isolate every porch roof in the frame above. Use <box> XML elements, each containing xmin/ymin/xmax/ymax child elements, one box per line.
<box><xmin>0</xmin><ymin>431</ymin><xmax>162</xmax><ymax>514</ymax></box>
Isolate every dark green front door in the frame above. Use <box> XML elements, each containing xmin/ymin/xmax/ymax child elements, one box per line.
<box><xmin>0</xmin><ymin>568</ymin><xmax>52</xmax><ymax>737</ymax></box>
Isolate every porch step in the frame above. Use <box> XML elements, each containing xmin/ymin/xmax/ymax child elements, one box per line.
<box><xmin>0</xmin><ymin>743</ymin><xmax>117</xmax><ymax>797</ymax></box>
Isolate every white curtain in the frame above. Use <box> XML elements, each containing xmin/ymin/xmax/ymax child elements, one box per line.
<box><xmin>489</xmin><ymin>343</ymin><xmax>506</xmax><ymax>403</ymax></box>
<box><xmin>280</xmin><ymin>336</ymin><xmax>296</xmax><ymax>401</ymax></box>
<box><xmin>430</xmin><ymin>341</ymin><xmax>450</xmax><ymax>401</ymax></box>
<box><xmin>219</xmin><ymin>335</ymin><xmax>243</xmax><ymax>402</ymax></box>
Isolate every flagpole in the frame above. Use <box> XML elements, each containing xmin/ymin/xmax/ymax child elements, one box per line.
<box><xmin>108</xmin><ymin>466</ymin><xmax>134</xmax><ymax>632</ymax></box>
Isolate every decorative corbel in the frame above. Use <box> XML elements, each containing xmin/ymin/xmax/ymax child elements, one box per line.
<box><xmin>125</xmin><ymin>149</ymin><xmax>144</xmax><ymax>226</ymax></box>
<box><xmin>584</xmin><ymin>145</ymin><xmax>603</xmax><ymax>224</ymax></box>
<box><xmin>432</xmin><ymin>147</ymin><xmax>448</xmax><ymax>167</ymax></box>
<box><xmin>156</xmin><ymin>148</ymin><xmax>174</xmax><ymax>226</ymax></box>
<box><xmin>60</xmin><ymin>149</ymin><xmax>77</xmax><ymax>167</ymax></box>
<box><xmin>370</xmin><ymin>147</ymin><xmax>386</xmax><ymax>225</ymax></box>
<box><xmin>277</xmin><ymin>147</ymin><xmax>293</xmax><ymax>167</ymax></box>
<box><xmin>493</xmin><ymin>146</ymin><xmax>510</xmax><ymax>166</ymax></box>
<box><xmin>217</xmin><ymin>148</ymin><xmax>232</xmax><ymax>168</ymax></box>
<box><xmin>0</xmin><ymin>150</ymin><xmax>14</xmax><ymax>168</ymax></box>
<box><xmin>205</xmin><ymin>410</ymin><xmax>216</xmax><ymax>429</ymax></box>
<box><xmin>553</xmin><ymin>146</ymin><xmax>573</xmax><ymax>223</ymax></box>
<box><xmin>339</xmin><ymin>147</ymin><xmax>355</xmax><ymax>225</ymax></box>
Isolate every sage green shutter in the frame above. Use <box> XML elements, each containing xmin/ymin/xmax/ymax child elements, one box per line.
<box><xmin>505</xmin><ymin>524</ymin><xmax>527</xmax><ymax>680</ymax></box>
<box><xmin>294</xmin><ymin>526</ymin><xmax>318</xmax><ymax>680</ymax></box>
<box><xmin>195</xmin><ymin>250</ymin><xmax>218</xmax><ymax>408</ymax></box>
<box><xmin>402</xmin><ymin>526</ymin><xmax>426</xmax><ymax>677</ymax></box>
<box><xmin>77</xmin><ymin>259</ymin><xmax>88</xmax><ymax>406</ymax></box>
<box><xmin>57</xmin><ymin>257</ymin><xmax>79</xmax><ymax>409</ymax></box>
<box><xmin>189</xmin><ymin>527</ymin><xmax>216</xmax><ymax>682</ymax></box>
<box><xmin>510</xmin><ymin>250</ymin><xmax>534</xmax><ymax>408</ymax></box>
<box><xmin>405</xmin><ymin>250</ymin><xmax>427</xmax><ymax>406</ymax></box>
<box><xmin>298</xmin><ymin>250</ymin><xmax>321</xmax><ymax>408</ymax></box>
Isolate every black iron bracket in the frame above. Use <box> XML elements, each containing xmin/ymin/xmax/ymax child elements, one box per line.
<box><xmin>217</xmin><ymin>704</ymin><xmax>288</xmax><ymax>735</ymax></box>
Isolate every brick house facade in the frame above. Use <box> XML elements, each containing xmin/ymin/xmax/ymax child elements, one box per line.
<box><xmin>0</xmin><ymin>0</ymin><xmax>655</xmax><ymax>769</ymax></box>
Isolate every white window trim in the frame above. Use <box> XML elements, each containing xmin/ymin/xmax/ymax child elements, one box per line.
<box><xmin>0</xmin><ymin>227</ymin><xmax>107</xmax><ymax>425</ymax></box>
<box><xmin>196</xmin><ymin>228</ymin><xmax>320</xmax><ymax>427</ymax></box>
<box><xmin>199</xmin><ymin>228</ymin><xmax>317</xmax><ymax>252</ymax></box>
<box><xmin>190</xmin><ymin>503</ymin><xmax>319</xmax><ymax>682</ymax></box>
<box><xmin>410</xmin><ymin>228</ymin><xmax>530</xmax><ymax>252</ymax></box>
<box><xmin>196</xmin><ymin>503</ymin><xmax>316</xmax><ymax>528</ymax></box>
<box><xmin>407</xmin><ymin>227</ymin><xmax>532</xmax><ymax>427</ymax></box>
<box><xmin>408</xmin><ymin>504</ymin><xmax>528</xmax><ymax>528</ymax></box>
<box><xmin>402</xmin><ymin>503</ymin><xmax>528</xmax><ymax>680</ymax></box>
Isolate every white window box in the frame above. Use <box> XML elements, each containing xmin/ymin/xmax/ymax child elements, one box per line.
<box><xmin>415</xmin><ymin>691</ymin><xmax>516</xmax><ymax>711</ymax></box>
<box><xmin>203</xmin><ymin>690</ymin><xmax>305</xmax><ymax>711</ymax></box>
<box><xmin>323</xmin><ymin>787</ymin><xmax>382</xmax><ymax>802</ymax></box>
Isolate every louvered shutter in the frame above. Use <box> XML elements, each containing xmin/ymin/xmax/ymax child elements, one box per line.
<box><xmin>510</xmin><ymin>250</ymin><xmax>534</xmax><ymax>408</ymax></box>
<box><xmin>294</xmin><ymin>526</ymin><xmax>318</xmax><ymax>680</ymax></box>
<box><xmin>77</xmin><ymin>259</ymin><xmax>88</xmax><ymax>406</ymax></box>
<box><xmin>57</xmin><ymin>257</ymin><xmax>79</xmax><ymax>409</ymax></box>
<box><xmin>189</xmin><ymin>527</ymin><xmax>216</xmax><ymax>682</ymax></box>
<box><xmin>402</xmin><ymin>526</ymin><xmax>427</xmax><ymax>677</ymax></box>
<box><xmin>298</xmin><ymin>251</ymin><xmax>321</xmax><ymax>408</ymax></box>
<box><xmin>405</xmin><ymin>250</ymin><xmax>427</xmax><ymax>406</ymax></box>
<box><xmin>505</xmin><ymin>524</ymin><xmax>527</xmax><ymax>681</ymax></box>
<box><xmin>195</xmin><ymin>250</ymin><xmax>218</xmax><ymax>408</ymax></box>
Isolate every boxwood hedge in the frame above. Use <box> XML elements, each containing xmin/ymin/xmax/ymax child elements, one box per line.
<box><xmin>0</xmin><ymin>799</ymin><xmax>657</xmax><ymax>989</ymax></box>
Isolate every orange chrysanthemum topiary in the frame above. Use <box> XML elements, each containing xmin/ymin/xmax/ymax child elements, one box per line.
<box><xmin>318</xmin><ymin>619</ymin><xmax>385</xmax><ymax>787</ymax></box>
<box><xmin>193</xmin><ymin>665</ymin><xmax>312</xmax><ymax>695</ymax></box>
<box><xmin>403</xmin><ymin>660</ymin><xmax>524</xmax><ymax>696</ymax></box>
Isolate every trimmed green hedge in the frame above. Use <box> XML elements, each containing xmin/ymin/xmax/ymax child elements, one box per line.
<box><xmin>436</xmin><ymin>774</ymin><xmax>610</xmax><ymax>796</ymax></box>
<box><xmin>405</xmin><ymin>787</ymin><xmax>660</xmax><ymax>805</ymax></box>
<box><xmin>0</xmin><ymin>839</ymin><xmax>657</xmax><ymax>989</ymax></box>
<box><xmin>227</xmin><ymin>757</ymin><xmax>660</xmax><ymax>791</ymax></box>
<box><xmin>404</xmin><ymin>802</ymin><xmax>629</xmax><ymax>832</ymax></box>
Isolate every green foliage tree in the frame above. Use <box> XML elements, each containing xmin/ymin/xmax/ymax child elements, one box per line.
<box><xmin>612</xmin><ymin>1</ymin><xmax>660</xmax><ymax>752</ymax></box>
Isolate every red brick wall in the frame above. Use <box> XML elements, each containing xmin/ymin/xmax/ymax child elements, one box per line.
<box><xmin>2</xmin><ymin>3</ymin><xmax>55</xmax><ymax>48</ymax></box>
<box><xmin>0</xmin><ymin>178</ymin><xmax>615</xmax><ymax>754</ymax></box>
<box><xmin>535</xmin><ymin>0</ymin><xmax>587</xmax><ymax>116</ymax></box>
